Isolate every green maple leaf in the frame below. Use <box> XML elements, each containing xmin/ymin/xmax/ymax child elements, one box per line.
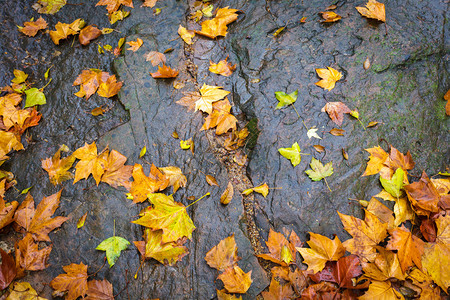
<box><xmin>132</xmin><ymin>193</ymin><xmax>195</xmax><ymax>244</ymax></box>
<box><xmin>305</xmin><ymin>158</ymin><xmax>333</xmax><ymax>191</ymax></box>
<box><xmin>275</xmin><ymin>90</ymin><xmax>298</xmax><ymax>109</ymax></box>
<box><xmin>24</xmin><ymin>88</ymin><xmax>46</xmax><ymax>108</ymax></box>
<box><xmin>278</xmin><ymin>142</ymin><xmax>308</xmax><ymax>167</ymax></box>
<box><xmin>96</xmin><ymin>236</ymin><xmax>130</xmax><ymax>267</ymax></box>
<box><xmin>380</xmin><ymin>168</ymin><xmax>405</xmax><ymax>198</ymax></box>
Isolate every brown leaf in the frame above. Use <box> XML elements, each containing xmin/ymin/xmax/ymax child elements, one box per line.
<box><xmin>176</xmin><ymin>91</ymin><xmax>201</xmax><ymax>111</ymax></box>
<box><xmin>150</xmin><ymin>64</ymin><xmax>179</xmax><ymax>78</ymax></box>
<box><xmin>313</xmin><ymin>145</ymin><xmax>325</xmax><ymax>153</ymax></box>
<box><xmin>329</xmin><ymin>128</ymin><xmax>345</xmax><ymax>136</ymax></box>
<box><xmin>100</xmin><ymin>149</ymin><xmax>132</xmax><ymax>189</ymax></box>
<box><xmin>73</xmin><ymin>69</ymin><xmax>108</xmax><ymax>100</ymax></box>
<box><xmin>385</xmin><ymin>147</ymin><xmax>415</xmax><ymax>174</ymax></box>
<box><xmin>0</xmin><ymin>248</ymin><xmax>16</xmax><ymax>290</ymax></box>
<box><xmin>141</xmin><ymin>0</ymin><xmax>157</xmax><ymax>7</ymax></box>
<box><xmin>320</xmin><ymin>11</ymin><xmax>342</xmax><ymax>22</ymax></box>
<box><xmin>404</xmin><ymin>171</ymin><xmax>439</xmax><ymax>215</ymax></box>
<box><xmin>79</xmin><ymin>25</ymin><xmax>102</xmax><ymax>46</ymax></box>
<box><xmin>14</xmin><ymin>191</ymin><xmax>68</xmax><ymax>242</ymax></box>
<box><xmin>217</xmin><ymin>266</ymin><xmax>252</xmax><ymax>294</ymax></box>
<box><xmin>41</xmin><ymin>146</ymin><xmax>76</xmax><ymax>185</ymax></box>
<box><xmin>206</xmin><ymin>175</ymin><xmax>219</xmax><ymax>186</ymax></box>
<box><xmin>301</xmin><ymin>282</ymin><xmax>339</xmax><ymax>300</ymax></box>
<box><xmin>0</xmin><ymin>197</ymin><xmax>18</xmax><ymax>230</ymax></box>
<box><xmin>205</xmin><ymin>235</ymin><xmax>240</xmax><ymax>272</ymax></box>
<box><xmin>145</xmin><ymin>51</ymin><xmax>166</xmax><ymax>66</ymax></box>
<box><xmin>86</xmin><ymin>279</ymin><xmax>114</xmax><ymax>300</ymax></box>
<box><xmin>321</xmin><ymin>102</ymin><xmax>351</xmax><ymax>126</ymax></box>
<box><xmin>220</xmin><ymin>182</ymin><xmax>234</xmax><ymax>205</ymax></box>
<box><xmin>50</xmin><ymin>262</ymin><xmax>88</xmax><ymax>300</ymax></box>
<box><xmin>15</xmin><ymin>233</ymin><xmax>52</xmax><ymax>271</ymax></box>
<box><xmin>91</xmin><ymin>107</ymin><xmax>106</xmax><ymax>116</ymax></box>
<box><xmin>261</xmin><ymin>278</ymin><xmax>295</xmax><ymax>300</ymax></box>
<box><xmin>18</xmin><ymin>17</ymin><xmax>48</xmax><ymax>37</ymax></box>
<box><xmin>386</xmin><ymin>225</ymin><xmax>425</xmax><ymax>272</ymax></box>
<box><xmin>420</xmin><ymin>218</ymin><xmax>436</xmax><ymax>242</ymax></box>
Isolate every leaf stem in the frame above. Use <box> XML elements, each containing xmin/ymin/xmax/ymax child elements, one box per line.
<box><xmin>134</xmin><ymin>257</ymin><xmax>145</xmax><ymax>279</ymax></box>
<box><xmin>113</xmin><ymin>219</ymin><xmax>115</xmax><ymax>237</ymax></box>
<box><xmin>324</xmin><ymin>178</ymin><xmax>332</xmax><ymax>192</ymax></box>
<box><xmin>186</xmin><ymin>192</ymin><xmax>210</xmax><ymax>208</ymax></box>
<box><xmin>40</xmin><ymin>78</ymin><xmax>52</xmax><ymax>91</ymax></box>
<box><xmin>357</xmin><ymin>119</ymin><xmax>366</xmax><ymax>130</ymax></box>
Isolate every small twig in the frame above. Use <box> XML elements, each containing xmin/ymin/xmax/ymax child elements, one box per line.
<box><xmin>113</xmin><ymin>269</ymin><xmax>130</xmax><ymax>298</ymax></box>
<box><xmin>324</xmin><ymin>178</ymin><xmax>332</xmax><ymax>192</ymax></box>
<box><xmin>134</xmin><ymin>257</ymin><xmax>145</xmax><ymax>279</ymax></box>
<box><xmin>88</xmin><ymin>257</ymin><xmax>107</xmax><ymax>277</ymax></box>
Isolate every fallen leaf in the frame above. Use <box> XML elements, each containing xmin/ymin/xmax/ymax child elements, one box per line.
<box><xmin>217</xmin><ymin>266</ymin><xmax>252</xmax><ymax>294</ymax></box>
<box><xmin>41</xmin><ymin>145</ymin><xmax>75</xmax><ymax>185</ymax></box>
<box><xmin>205</xmin><ymin>235</ymin><xmax>240</xmax><ymax>272</ymax></box>
<box><xmin>315</xmin><ymin>67</ymin><xmax>342</xmax><ymax>91</ymax></box>
<box><xmin>195</xmin><ymin>84</ymin><xmax>230</xmax><ymax>114</ymax></box>
<box><xmin>132</xmin><ymin>193</ymin><xmax>195</xmax><ymax>243</ymax></box>
<box><xmin>178</xmin><ymin>25</ymin><xmax>195</xmax><ymax>44</ymax></box>
<box><xmin>14</xmin><ymin>191</ymin><xmax>68</xmax><ymax>242</ymax></box>
<box><xmin>0</xmin><ymin>196</ymin><xmax>19</xmax><ymax>230</ymax></box>
<box><xmin>296</xmin><ymin>232</ymin><xmax>345</xmax><ymax>273</ymax></box>
<box><xmin>261</xmin><ymin>278</ymin><xmax>295</xmax><ymax>300</ymax></box>
<box><xmin>206</xmin><ymin>175</ymin><xmax>219</xmax><ymax>186</ymax></box>
<box><xmin>7</xmin><ymin>281</ymin><xmax>47</xmax><ymax>300</ymax></box>
<box><xmin>24</xmin><ymin>88</ymin><xmax>46</xmax><ymax>108</ymax></box>
<box><xmin>176</xmin><ymin>91</ymin><xmax>201</xmax><ymax>111</ymax></box>
<box><xmin>363</xmin><ymin>57</ymin><xmax>371</xmax><ymax>70</ymax></box>
<box><xmin>11</xmin><ymin>70</ymin><xmax>28</xmax><ymax>84</ymax></box>
<box><xmin>278</xmin><ymin>142</ymin><xmax>305</xmax><ymax>167</ymax></box>
<box><xmin>367</xmin><ymin>121</ymin><xmax>379</xmax><ymax>128</ymax></box>
<box><xmin>91</xmin><ymin>107</ymin><xmax>106</xmax><ymax>116</ymax></box>
<box><xmin>196</xmin><ymin>7</ymin><xmax>239</xmax><ymax>39</ymax></box>
<box><xmin>385</xmin><ymin>147</ymin><xmax>415</xmax><ymax>174</ymax></box>
<box><xmin>305</xmin><ymin>158</ymin><xmax>333</xmax><ymax>182</ymax></box>
<box><xmin>342</xmin><ymin>148</ymin><xmax>349</xmax><ymax>160</ymax></box>
<box><xmin>73</xmin><ymin>69</ymin><xmax>111</xmax><ymax>100</ymax></box>
<box><xmin>307</xmin><ymin>127</ymin><xmax>322</xmax><ymax>139</ymax></box>
<box><xmin>100</xmin><ymin>149</ymin><xmax>132</xmax><ymax>189</ymax></box>
<box><xmin>96</xmin><ymin>236</ymin><xmax>130</xmax><ymax>267</ymax></box>
<box><xmin>321</xmin><ymin>102</ymin><xmax>351</xmax><ymax>126</ymax></box>
<box><xmin>86</xmin><ymin>279</ymin><xmax>114</xmax><ymax>300</ymax></box>
<box><xmin>359</xmin><ymin>280</ymin><xmax>404</xmax><ymax>299</ymax></box>
<box><xmin>72</xmin><ymin>142</ymin><xmax>108</xmax><ymax>185</ymax></box>
<box><xmin>407</xmin><ymin>268</ymin><xmax>441</xmax><ymax>300</ymax></box>
<box><xmin>159</xmin><ymin>166</ymin><xmax>187</xmax><ymax>193</ymax></box>
<box><xmin>404</xmin><ymin>171</ymin><xmax>440</xmax><ymax>215</ymax></box>
<box><xmin>141</xmin><ymin>0</ymin><xmax>157</xmax><ymax>7</ymax></box>
<box><xmin>366</xmin><ymin>197</ymin><xmax>395</xmax><ymax>230</ymax></box>
<box><xmin>275</xmin><ymin>90</ymin><xmax>298</xmax><ymax>109</ymax></box>
<box><xmin>33</xmin><ymin>0</ymin><xmax>67</xmax><ymax>14</ymax></box>
<box><xmin>79</xmin><ymin>25</ymin><xmax>102</xmax><ymax>46</ymax></box>
<box><xmin>220</xmin><ymin>182</ymin><xmax>234</xmax><ymax>205</ymax></box>
<box><xmin>96</xmin><ymin>0</ymin><xmax>133</xmax><ymax>14</ymax></box>
<box><xmin>77</xmin><ymin>212</ymin><xmax>87</xmax><ymax>229</ymax></box>
<box><xmin>126</xmin><ymin>38</ymin><xmax>143</xmax><ymax>52</ymax></box>
<box><xmin>0</xmin><ymin>131</ymin><xmax>24</xmax><ymax>160</ymax></box>
<box><xmin>356</xmin><ymin>0</ymin><xmax>386</xmax><ymax>22</ymax></box>
<box><xmin>49</xmin><ymin>19</ymin><xmax>84</xmax><ymax>45</ymax></box>
<box><xmin>201</xmin><ymin>98</ymin><xmax>237</xmax><ymax>135</ymax></box>
<box><xmin>129</xmin><ymin>163</ymin><xmax>169</xmax><ymax>203</ymax></box>
<box><xmin>209</xmin><ymin>57</ymin><xmax>236</xmax><ymax>77</ymax></box>
<box><xmin>145</xmin><ymin>51</ymin><xmax>166</xmax><ymax>66</ymax></box>
<box><xmin>445</xmin><ymin>89</ymin><xmax>450</xmax><ymax>116</ymax></box>
<box><xmin>50</xmin><ymin>262</ymin><xmax>88</xmax><ymax>300</ymax></box>
<box><xmin>18</xmin><ymin>17</ymin><xmax>48</xmax><ymax>37</ymax></box>
<box><xmin>362</xmin><ymin>146</ymin><xmax>389</xmax><ymax>176</ymax></box>
<box><xmin>150</xmin><ymin>64</ymin><xmax>179</xmax><ymax>78</ymax></box>
<box><xmin>338</xmin><ymin>210</ymin><xmax>388</xmax><ymax>261</ymax></box>
<box><xmin>180</xmin><ymin>138</ymin><xmax>194</xmax><ymax>152</ymax></box>
<box><xmin>0</xmin><ymin>248</ymin><xmax>16</xmax><ymax>290</ymax></box>
<box><xmin>320</xmin><ymin>11</ymin><xmax>342</xmax><ymax>22</ymax></box>
<box><xmin>301</xmin><ymin>281</ymin><xmax>339</xmax><ymax>299</ymax></box>
<box><xmin>379</xmin><ymin>168</ymin><xmax>405</xmax><ymax>198</ymax></box>
<box><xmin>362</xmin><ymin>247</ymin><xmax>405</xmax><ymax>281</ymax></box>
<box><xmin>313</xmin><ymin>145</ymin><xmax>325</xmax><ymax>153</ymax></box>
<box><xmin>257</xmin><ymin>229</ymin><xmax>298</xmax><ymax>266</ymax></box>
<box><xmin>216</xmin><ymin>289</ymin><xmax>242</xmax><ymax>300</ymax></box>
<box><xmin>15</xmin><ymin>233</ymin><xmax>52</xmax><ymax>271</ymax></box>
<box><xmin>272</xmin><ymin>26</ymin><xmax>285</xmax><ymax>37</ymax></box>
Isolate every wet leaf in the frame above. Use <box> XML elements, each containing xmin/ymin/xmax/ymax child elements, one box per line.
<box><xmin>305</xmin><ymin>158</ymin><xmax>333</xmax><ymax>182</ymax></box>
<box><xmin>217</xmin><ymin>266</ymin><xmax>252</xmax><ymax>294</ymax></box>
<box><xmin>329</xmin><ymin>128</ymin><xmax>345</xmax><ymax>136</ymax></box>
<box><xmin>272</xmin><ymin>26</ymin><xmax>285</xmax><ymax>37</ymax></box>
<box><xmin>159</xmin><ymin>166</ymin><xmax>187</xmax><ymax>193</ymax></box>
<box><xmin>209</xmin><ymin>57</ymin><xmax>236</xmax><ymax>77</ymax></box>
<box><xmin>275</xmin><ymin>90</ymin><xmax>297</xmax><ymax>109</ymax></box>
<box><xmin>126</xmin><ymin>38</ymin><xmax>143</xmax><ymax>52</ymax></box>
<box><xmin>379</xmin><ymin>168</ymin><xmax>405</xmax><ymax>198</ymax></box>
<box><xmin>150</xmin><ymin>64</ymin><xmax>179</xmax><ymax>78</ymax></box>
<box><xmin>141</xmin><ymin>0</ymin><xmax>157</xmax><ymax>7</ymax></box>
<box><xmin>97</xmin><ymin>75</ymin><xmax>123</xmax><ymax>98</ymax></box>
<box><xmin>362</xmin><ymin>247</ymin><xmax>405</xmax><ymax>281</ymax></box>
<box><xmin>86</xmin><ymin>279</ymin><xmax>114</xmax><ymax>300</ymax></box>
<box><xmin>132</xmin><ymin>193</ymin><xmax>195</xmax><ymax>243</ymax></box>
<box><xmin>320</xmin><ymin>11</ymin><xmax>341</xmax><ymax>22</ymax></box>
<box><xmin>243</xmin><ymin>183</ymin><xmax>269</xmax><ymax>198</ymax></box>
<box><xmin>96</xmin><ymin>0</ymin><xmax>133</xmax><ymax>14</ymax></box>
<box><xmin>50</xmin><ymin>262</ymin><xmax>88</xmax><ymax>300</ymax></box>
<box><xmin>18</xmin><ymin>17</ymin><xmax>48</xmax><ymax>37</ymax></box>
<box><xmin>7</xmin><ymin>281</ymin><xmax>48</xmax><ymax>300</ymax></box>
<box><xmin>278</xmin><ymin>142</ymin><xmax>305</xmax><ymax>167</ymax></box>
<box><xmin>91</xmin><ymin>107</ymin><xmax>106</xmax><ymax>116</ymax></box>
<box><xmin>77</xmin><ymin>212</ymin><xmax>87</xmax><ymax>229</ymax></box>
<box><xmin>315</xmin><ymin>67</ymin><xmax>342</xmax><ymax>91</ymax></box>
<box><xmin>145</xmin><ymin>51</ymin><xmax>166</xmax><ymax>66</ymax></box>
<box><xmin>307</xmin><ymin>127</ymin><xmax>322</xmax><ymax>139</ymax></box>
<box><xmin>206</xmin><ymin>175</ymin><xmax>219</xmax><ymax>186</ymax></box>
<box><xmin>220</xmin><ymin>182</ymin><xmax>234</xmax><ymax>205</ymax></box>
<box><xmin>261</xmin><ymin>278</ymin><xmax>295</xmax><ymax>300</ymax></box>
<box><xmin>313</xmin><ymin>145</ymin><xmax>325</xmax><ymax>153</ymax></box>
<box><xmin>41</xmin><ymin>145</ymin><xmax>75</xmax><ymax>185</ymax></box>
<box><xmin>24</xmin><ymin>88</ymin><xmax>46</xmax><ymax>108</ymax></box>
<box><xmin>33</xmin><ymin>0</ymin><xmax>66</xmax><ymax>14</ymax></box>
<box><xmin>359</xmin><ymin>281</ymin><xmax>404</xmax><ymax>300</ymax></box>
<box><xmin>196</xmin><ymin>7</ymin><xmax>239</xmax><ymax>39</ymax></box>
<box><xmin>72</xmin><ymin>142</ymin><xmax>108</xmax><ymax>185</ymax></box>
<box><xmin>14</xmin><ymin>191</ymin><xmax>68</xmax><ymax>242</ymax></box>
<box><xmin>297</xmin><ymin>232</ymin><xmax>345</xmax><ymax>273</ymax></box>
<box><xmin>139</xmin><ymin>146</ymin><xmax>146</xmax><ymax>158</ymax></box>
<box><xmin>176</xmin><ymin>91</ymin><xmax>201</xmax><ymax>111</ymax></box>
<box><xmin>257</xmin><ymin>229</ymin><xmax>299</xmax><ymax>266</ymax></box>
<box><xmin>205</xmin><ymin>235</ymin><xmax>239</xmax><ymax>272</ymax></box>
<box><xmin>195</xmin><ymin>84</ymin><xmax>230</xmax><ymax>114</ymax></box>
<box><xmin>96</xmin><ymin>236</ymin><xmax>130</xmax><ymax>267</ymax></box>
<box><xmin>178</xmin><ymin>25</ymin><xmax>195</xmax><ymax>44</ymax></box>
<box><xmin>404</xmin><ymin>171</ymin><xmax>440</xmax><ymax>215</ymax></box>
<box><xmin>356</xmin><ymin>0</ymin><xmax>386</xmax><ymax>22</ymax></box>
<box><xmin>15</xmin><ymin>233</ymin><xmax>52</xmax><ymax>271</ymax></box>
<box><xmin>0</xmin><ymin>197</ymin><xmax>18</xmax><ymax>230</ymax></box>
<box><xmin>445</xmin><ymin>89</ymin><xmax>450</xmax><ymax>116</ymax></box>
<box><xmin>49</xmin><ymin>19</ymin><xmax>84</xmax><ymax>45</ymax></box>
<box><xmin>79</xmin><ymin>25</ymin><xmax>102</xmax><ymax>46</ymax></box>
<box><xmin>0</xmin><ymin>248</ymin><xmax>16</xmax><ymax>290</ymax></box>
<box><xmin>11</xmin><ymin>70</ymin><xmax>28</xmax><ymax>84</ymax></box>
<box><xmin>0</xmin><ymin>131</ymin><xmax>24</xmax><ymax>160</ymax></box>
<box><xmin>201</xmin><ymin>98</ymin><xmax>237</xmax><ymax>135</ymax></box>
<box><xmin>216</xmin><ymin>289</ymin><xmax>242</xmax><ymax>300</ymax></box>
<box><xmin>321</xmin><ymin>102</ymin><xmax>351</xmax><ymax>126</ymax></box>
<box><xmin>180</xmin><ymin>138</ymin><xmax>193</xmax><ymax>150</ymax></box>
<box><xmin>362</xmin><ymin>146</ymin><xmax>389</xmax><ymax>176</ymax></box>
<box><xmin>129</xmin><ymin>163</ymin><xmax>169</xmax><ymax>203</ymax></box>
<box><xmin>109</xmin><ymin>9</ymin><xmax>130</xmax><ymax>24</ymax></box>
<box><xmin>363</xmin><ymin>57</ymin><xmax>371</xmax><ymax>70</ymax></box>
<box><xmin>342</xmin><ymin>148</ymin><xmax>348</xmax><ymax>160</ymax></box>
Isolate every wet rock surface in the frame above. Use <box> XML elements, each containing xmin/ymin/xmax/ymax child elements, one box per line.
<box><xmin>0</xmin><ymin>0</ymin><xmax>449</xmax><ymax>299</ymax></box>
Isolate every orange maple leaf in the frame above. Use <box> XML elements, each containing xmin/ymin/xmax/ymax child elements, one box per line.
<box><xmin>257</xmin><ymin>228</ymin><xmax>301</xmax><ymax>266</ymax></box>
<box><xmin>145</xmin><ymin>51</ymin><xmax>166</xmax><ymax>66</ymax></box>
<box><xmin>50</xmin><ymin>262</ymin><xmax>88</xmax><ymax>300</ymax></box>
<box><xmin>97</xmin><ymin>75</ymin><xmax>123</xmax><ymax>98</ymax></box>
<box><xmin>73</xmin><ymin>69</ymin><xmax>106</xmax><ymax>100</ymax></box>
<box><xmin>96</xmin><ymin>0</ymin><xmax>133</xmax><ymax>14</ymax></box>
<box><xmin>0</xmin><ymin>196</ymin><xmax>18</xmax><ymax>230</ymax></box>
<box><xmin>100</xmin><ymin>149</ymin><xmax>133</xmax><ymax>189</ymax></box>
<box><xmin>209</xmin><ymin>57</ymin><xmax>236</xmax><ymax>77</ymax></box>
<box><xmin>361</xmin><ymin>247</ymin><xmax>405</xmax><ymax>281</ymax></box>
<box><xmin>356</xmin><ymin>0</ymin><xmax>386</xmax><ymax>22</ymax></box>
<box><xmin>362</xmin><ymin>146</ymin><xmax>389</xmax><ymax>176</ymax></box>
<box><xmin>0</xmin><ymin>131</ymin><xmax>24</xmax><ymax>160</ymax></box>
<box><xmin>150</xmin><ymin>64</ymin><xmax>179</xmax><ymax>78</ymax></box>
<box><xmin>217</xmin><ymin>266</ymin><xmax>252</xmax><ymax>294</ymax></box>
<box><xmin>126</xmin><ymin>37</ymin><xmax>143</xmax><ymax>52</ymax></box>
<box><xmin>49</xmin><ymin>19</ymin><xmax>83</xmax><ymax>45</ymax></box>
<box><xmin>129</xmin><ymin>163</ymin><xmax>169</xmax><ymax>203</ymax></box>
<box><xmin>404</xmin><ymin>171</ymin><xmax>441</xmax><ymax>215</ymax></box>
<box><xmin>201</xmin><ymin>98</ymin><xmax>237</xmax><ymax>135</ymax></box>
<box><xmin>42</xmin><ymin>145</ymin><xmax>76</xmax><ymax>185</ymax></box>
<box><xmin>73</xmin><ymin>142</ymin><xmax>108</xmax><ymax>185</ymax></box>
<box><xmin>15</xmin><ymin>233</ymin><xmax>52</xmax><ymax>271</ymax></box>
<box><xmin>321</xmin><ymin>102</ymin><xmax>351</xmax><ymax>126</ymax></box>
<box><xmin>196</xmin><ymin>7</ymin><xmax>239</xmax><ymax>39</ymax></box>
<box><xmin>14</xmin><ymin>191</ymin><xmax>68</xmax><ymax>242</ymax></box>
<box><xmin>320</xmin><ymin>11</ymin><xmax>342</xmax><ymax>22</ymax></box>
<box><xmin>205</xmin><ymin>234</ymin><xmax>240</xmax><ymax>272</ymax></box>
<box><xmin>315</xmin><ymin>67</ymin><xmax>342</xmax><ymax>91</ymax></box>
<box><xmin>262</xmin><ymin>278</ymin><xmax>295</xmax><ymax>300</ymax></box>
<box><xmin>18</xmin><ymin>17</ymin><xmax>48</xmax><ymax>37</ymax></box>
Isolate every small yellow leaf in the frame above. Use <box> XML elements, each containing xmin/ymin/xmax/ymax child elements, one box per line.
<box><xmin>367</xmin><ymin>121</ymin><xmax>379</xmax><ymax>128</ymax></box>
<box><xmin>220</xmin><ymin>182</ymin><xmax>234</xmax><ymax>205</ymax></box>
<box><xmin>91</xmin><ymin>107</ymin><xmax>106</xmax><ymax>116</ymax></box>
<box><xmin>315</xmin><ymin>67</ymin><xmax>342</xmax><ymax>91</ymax></box>
<box><xmin>178</xmin><ymin>25</ymin><xmax>195</xmax><ymax>45</ymax></box>
<box><xmin>253</xmin><ymin>183</ymin><xmax>269</xmax><ymax>197</ymax></box>
<box><xmin>139</xmin><ymin>146</ymin><xmax>146</xmax><ymax>158</ymax></box>
<box><xmin>273</xmin><ymin>27</ymin><xmax>285</xmax><ymax>37</ymax></box>
<box><xmin>126</xmin><ymin>38</ymin><xmax>143</xmax><ymax>52</ymax></box>
<box><xmin>342</xmin><ymin>148</ymin><xmax>348</xmax><ymax>160</ymax></box>
<box><xmin>77</xmin><ymin>212</ymin><xmax>87</xmax><ymax>229</ymax></box>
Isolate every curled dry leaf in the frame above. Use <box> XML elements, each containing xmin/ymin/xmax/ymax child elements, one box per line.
<box><xmin>320</xmin><ymin>11</ymin><xmax>342</xmax><ymax>22</ymax></box>
<box><xmin>91</xmin><ymin>106</ymin><xmax>106</xmax><ymax>116</ymax></box>
<box><xmin>79</xmin><ymin>25</ymin><xmax>102</xmax><ymax>46</ymax></box>
<box><xmin>367</xmin><ymin>121</ymin><xmax>378</xmax><ymax>127</ymax></box>
<box><xmin>220</xmin><ymin>182</ymin><xmax>234</xmax><ymax>205</ymax></box>
<box><xmin>178</xmin><ymin>25</ymin><xmax>195</xmax><ymax>45</ymax></box>
<box><xmin>18</xmin><ymin>17</ymin><xmax>48</xmax><ymax>37</ymax></box>
<box><xmin>356</xmin><ymin>0</ymin><xmax>386</xmax><ymax>22</ymax></box>
<box><xmin>209</xmin><ymin>57</ymin><xmax>236</xmax><ymax>77</ymax></box>
<box><xmin>126</xmin><ymin>38</ymin><xmax>143</xmax><ymax>52</ymax></box>
<box><xmin>242</xmin><ymin>183</ymin><xmax>269</xmax><ymax>198</ymax></box>
<box><xmin>206</xmin><ymin>175</ymin><xmax>219</xmax><ymax>186</ymax></box>
<box><xmin>145</xmin><ymin>51</ymin><xmax>166</xmax><ymax>66</ymax></box>
<box><xmin>150</xmin><ymin>64</ymin><xmax>179</xmax><ymax>78</ymax></box>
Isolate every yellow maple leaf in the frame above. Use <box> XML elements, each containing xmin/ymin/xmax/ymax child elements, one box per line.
<box><xmin>41</xmin><ymin>145</ymin><xmax>75</xmax><ymax>185</ymax></box>
<box><xmin>196</xmin><ymin>7</ymin><xmax>239</xmax><ymax>39</ymax></box>
<box><xmin>217</xmin><ymin>266</ymin><xmax>252</xmax><ymax>294</ymax></box>
<box><xmin>178</xmin><ymin>25</ymin><xmax>195</xmax><ymax>45</ymax></box>
<box><xmin>195</xmin><ymin>84</ymin><xmax>230</xmax><ymax>114</ymax></box>
<box><xmin>362</xmin><ymin>247</ymin><xmax>405</xmax><ymax>282</ymax></box>
<box><xmin>0</xmin><ymin>131</ymin><xmax>24</xmax><ymax>160</ymax></box>
<box><xmin>158</xmin><ymin>166</ymin><xmax>187</xmax><ymax>193</ymax></box>
<box><xmin>315</xmin><ymin>67</ymin><xmax>342</xmax><ymax>91</ymax></box>
<box><xmin>359</xmin><ymin>280</ymin><xmax>404</xmax><ymax>300</ymax></box>
<box><xmin>362</xmin><ymin>146</ymin><xmax>389</xmax><ymax>176</ymax></box>
<box><xmin>356</xmin><ymin>0</ymin><xmax>386</xmax><ymax>22</ymax></box>
<box><xmin>129</xmin><ymin>163</ymin><xmax>169</xmax><ymax>203</ymax></box>
<box><xmin>72</xmin><ymin>142</ymin><xmax>108</xmax><ymax>185</ymax></box>
<box><xmin>126</xmin><ymin>38</ymin><xmax>143</xmax><ymax>52</ymax></box>
<box><xmin>296</xmin><ymin>232</ymin><xmax>345</xmax><ymax>273</ymax></box>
